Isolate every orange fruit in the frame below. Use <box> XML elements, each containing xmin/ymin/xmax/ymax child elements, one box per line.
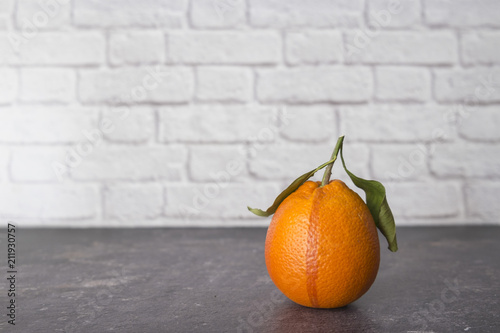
<box><xmin>265</xmin><ymin>179</ymin><xmax>380</xmax><ymax>308</ymax></box>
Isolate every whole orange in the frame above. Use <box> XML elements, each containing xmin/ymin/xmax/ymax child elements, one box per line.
<box><xmin>265</xmin><ymin>179</ymin><xmax>380</xmax><ymax>308</ymax></box>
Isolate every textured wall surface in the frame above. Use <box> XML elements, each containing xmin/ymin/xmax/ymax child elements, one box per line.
<box><xmin>1</xmin><ymin>0</ymin><xmax>499</xmax><ymax>227</ymax></box>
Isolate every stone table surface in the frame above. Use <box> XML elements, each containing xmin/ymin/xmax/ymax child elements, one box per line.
<box><xmin>2</xmin><ymin>226</ymin><xmax>500</xmax><ymax>333</ymax></box>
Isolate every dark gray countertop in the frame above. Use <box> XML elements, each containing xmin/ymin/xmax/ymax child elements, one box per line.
<box><xmin>4</xmin><ymin>226</ymin><xmax>500</xmax><ymax>332</ymax></box>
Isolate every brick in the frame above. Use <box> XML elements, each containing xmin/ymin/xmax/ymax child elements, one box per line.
<box><xmin>257</xmin><ymin>67</ymin><xmax>371</xmax><ymax>103</ymax></box>
<box><xmin>0</xmin><ymin>68</ymin><xmax>17</xmax><ymax>103</ymax></box>
<box><xmin>375</xmin><ymin>67</ymin><xmax>430</xmax><ymax>102</ymax></box>
<box><xmin>10</xmin><ymin>147</ymin><xmax>70</xmax><ymax>182</ymax></box>
<box><xmin>462</xmin><ymin>31</ymin><xmax>500</xmax><ymax>65</ymax></box>
<box><xmin>279</xmin><ymin>105</ymin><xmax>336</xmax><ymax>142</ymax></box>
<box><xmin>196</xmin><ymin>67</ymin><xmax>252</xmax><ymax>102</ymax></box>
<box><xmin>430</xmin><ymin>143</ymin><xmax>500</xmax><ymax>178</ymax></box>
<box><xmin>101</xmin><ymin>107</ymin><xmax>155</xmax><ymax>143</ymax></box>
<box><xmin>466</xmin><ymin>182</ymin><xmax>500</xmax><ymax>222</ymax></box>
<box><xmin>191</xmin><ymin>0</ymin><xmax>246</xmax><ymax>28</ymax></box>
<box><xmin>164</xmin><ymin>183</ymin><xmax>281</xmax><ymax>219</ymax></box>
<box><xmin>74</xmin><ymin>0</ymin><xmax>186</xmax><ymax>28</ymax></box>
<box><xmin>21</xmin><ymin>68</ymin><xmax>75</xmax><ymax>103</ymax></box>
<box><xmin>249</xmin><ymin>0</ymin><xmax>364</xmax><ymax>28</ymax></box>
<box><xmin>0</xmin><ymin>148</ymin><xmax>9</xmax><ymax>182</ymax></box>
<box><xmin>340</xmin><ymin>105</ymin><xmax>455</xmax><ymax>142</ymax></box>
<box><xmin>104</xmin><ymin>184</ymin><xmax>163</xmax><ymax>220</ymax></box>
<box><xmin>17</xmin><ymin>32</ymin><xmax>105</xmax><ymax>65</ymax></box>
<box><xmin>345</xmin><ymin>31</ymin><xmax>457</xmax><ymax>65</ymax></box>
<box><xmin>158</xmin><ymin>105</ymin><xmax>277</xmax><ymax>143</ymax></box>
<box><xmin>0</xmin><ymin>1</ymin><xmax>13</xmax><ymax>14</ymax></box>
<box><xmin>189</xmin><ymin>145</ymin><xmax>247</xmax><ymax>182</ymax></box>
<box><xmin>249</xmin><ymin>143</ymin><xmax>369</xmax><ymax>180</ymax></box>
<box><xmin>16</xmin><ymin>0</ymin><xmax>70</xmax><ymax>30</ymax></box>
<box><xmin>0</xmin><ymin>184</ymin><xmax>98</xmax><ymax>219</ymax></box>
<box><xmin>109</xmin><ymin>31</ymin><xmax>164</xmax><ymax>65</ymax></box>
<box><xmin>0</xmin><ymin>33</ymin><xmax>18</xmax><ymax>63</ymax></box>
<box><xmin>285</xmin><ymin>31</ymin><xmax>342</xmax><ymax>65</ymax></box>
<box><xmin>424</xmin><ymin>0</ymin><xmax>500</xmax><ymax>27</ymax></box>
<box><xmin>79</xmin><ymin>67</ymin><xmax>193</xmax><ymax>104</ymax></box>
<box><xmin>386</xmin><ymin>182</ymin><xmax>460</xmax><ymax>218</ymax></box>
<box><xmin>0</xmin><ymin>15</ymin><xmax>8</xmax><ymax>30</ymax></box>
<box><xmin>169</xmin><ymin>31</ymin><xmax>280</xmax><ymax>64</ymax></box>
<box><xmin>71</xmin><ymin>146</ymin><xmax>186</xmax><ymax>181</ymax></box>
<box><xmin>0</xmin><ymin>0</ymin><xmax>13</xmax><ymax>30</ymax></box>
<box><xmin>434</xmin><ymin>68</ymin><xmax>500</xmax><ymax>103</ymax></box>
<box><xmin>371</xmin><ymin>144</ymin><xmax>430</xmax><ymax>182</ymax></box>
<box><xmin>367</xmin><ymin>0</ymin><xmax>420</xmax><ymax>28</ymax></box>
<box><xmin>457</xmin><ymin>106</ymin><xmax>500</xmax><ymax>141</ymax></box>
<box><xmin>0</xmin><ymin>106</ymin><xmax>98</xmax><ymax>143</ymax></box>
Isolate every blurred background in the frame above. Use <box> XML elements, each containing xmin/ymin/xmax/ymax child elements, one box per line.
<box><xmin>0</xmin><ymin>0</ymin><xmax>499</xmax><ymax>227</ymax></box>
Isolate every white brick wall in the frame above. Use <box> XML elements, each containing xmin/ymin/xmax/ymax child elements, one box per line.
<box><xmin>17</xmin><ymin>32</ymin><xmax>105</xmax><ymax>65</ymax></box>
<box><xmin>285</xmin><ymin>31</ymin><xmax>343</xmax><ymax>65</ymax></box>
<box><xmin>196</xmin><ymin>67</ymin><xmax>252</xmax><ymax>102</ymax></box>
<box><xmin>0</xmin><ymin>184</ymin><xmax>99</xmax><ymax>221</ymax></box>
<box><xmin>279</xmin><ymin>105</ymin><xmax>336</xmax><ymax>142</ymax></box>
<box><xmin>10</xmin><ymin>147</ymin><xmax>69</xmax><ymax>182</ymax></box>
<box><xmin>16</xmin><ymin>0</ymin><xmax>71</xmax><ymax>30</ymax></box>
<box><xmin>168</xmin><ymin>31</ymin><xmax>281</xmax><ymax>64</ymax></box>
<box><xmin>462</xmin><ymin>31</ymin><xmax>500</xmax><ymax>65</ymax></box>
<box><xmin>0</xmin><ymin>1</ymin><xmax>14</xmax><ymax>30</ymax></box>
<box><xmin>249</xmin><ymin>0</ymin><xmax>364</xmax><ymax>28</ymax></box>
<box><xmin>101</xmin><ymin>107</ymin><xmax>155</xmax><ymax>143</ymax></box>
<box><xmin>109</xmin><ymin>31</ymin><xmax>164</xmax><ymax>65</ymax></box>
<box><xmin>1</xmin><ymin>0</ymin><xmax>499</xmax><ymax>227</ymax></box>
<box><xmin>190</xmin><ymin>0</ymin><xmax>246</xmax><ymax>28</ymax></box>
<box><xmin>424</xmin><ymin>0</ymin><xmax>500</xmax><ymax>27</ymax></box>
<box><xmin>0</xmin><ymin>68</ymin><xmax>17</xmax><ymax>103</ymax></box>
<box><xmin>345</xmin><ymin>31</ymin><xmax>457</xmax><ymax>65</ymax></box>
<box><xmin>367</xmin><ymin>0</ymin><xmax>420</xmax><ymax>28</ymax></box>
<box><xmin>71</xmin><ymin>146</ymin><xmax>187</xmax><ymax>181</ymax></box>
<box><xmin>257</xmin><ymin>67</ymin><xmax>372</xmax><ymax>102</ymax></box>
<box><xmin>21</xmin><ymin>68</ymin><xmax>75</xmax><ymax>102</ymax></box>
<box><xmin>104</xmin><ymin>184</ymin><xmax>164</xmax><ymax>220</ymax></box>
<box><xmin>0</xmin><ymin>107</ymin><xmax>98</xmax><ymax>143</ymax></box>
<box><xmin>158</xmin><ymin>105</ymin><xmax>277</xmax><ymax>143</ymax></box>
<box><xmin>189</xmin><ymin>145</ymin><xmax>248</xmax><ymax>182</ymax></box>
<box><xmin>73</xmin><ymin>0</ymin><xmax>186</xmax><ymax>28</ymax></box>
<box><xmin>375</xmin><ymin>67</ymin><xmax>430</xmax><ymax>102</ymax></box>
<box><xmin>78</xmin><ymin>67</ymin><xmax>194</xmax><ymax>103</ymax></box>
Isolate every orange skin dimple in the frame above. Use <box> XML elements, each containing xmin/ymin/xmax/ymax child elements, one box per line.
<box><xmin>265</xmin><ymin>180</ymin><xmax>380</xmax><ymax>308</ymax></box>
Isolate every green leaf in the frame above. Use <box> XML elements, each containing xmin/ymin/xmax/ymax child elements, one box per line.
<box><xmin>247</xmin><ymin>157</ymin><xmax>338</xmax><ymax>217</ymax></box>
<box><xmin>247</xmin><ymin>135</ymin><xmax>398</xmax><ymax>253</ymax></box>
<box><xmin>339</xmin><ymin>146</ymin><xmax>398</xmax><ymax>252</ymax></box>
